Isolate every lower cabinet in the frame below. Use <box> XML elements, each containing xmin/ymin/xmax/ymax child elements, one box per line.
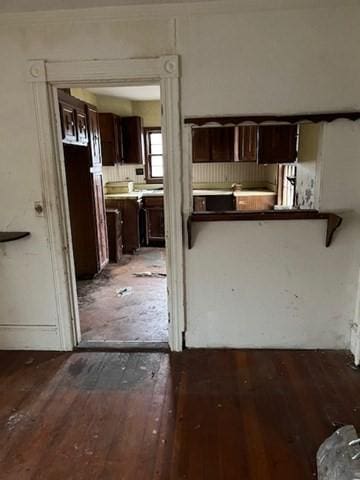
<box><xmin>142</xmin><ymin>196</ymin><xmax>165</xmax><ymax>245</ymax></box>
<box><xmin>105</xmin><ymin>198</ymin><xmax>140</xmax><ymax>254</ymax></box>
<box><xmin>235</xmin><ymin>193</ymin><xmax>276</xmax><ymax>211</ymax></box>
<box><xmin>193</xmin><ymin>195</ymin><xmax>234</xmax><ymax>212</ymax></box>
<box><xmin>106</xmin><ymin>209</ymin><xmax>123</xmax><ymax>263</ymax></box>
<box><xmin>92</xmin><ymin>173</ymin><xmax>109</xmax><ymax>270</ymax></box>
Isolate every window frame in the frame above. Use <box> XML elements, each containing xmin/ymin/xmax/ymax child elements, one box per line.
<box><xmin>277</xmin><ymin>163</ymin><xmax>297</xmax><ymax>207</ymax></box>
<box><xmin>144</xmin><ymin>126</ymin><xmax>163</xmax><ymax>183</ymax></box>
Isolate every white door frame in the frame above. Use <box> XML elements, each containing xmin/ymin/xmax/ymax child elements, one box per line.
<box><xmin>27</xmin><ymin>56</ymin><xmax>185</xmax><ymax>351</ymax></box>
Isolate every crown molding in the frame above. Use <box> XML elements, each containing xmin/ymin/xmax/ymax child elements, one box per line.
<box><xmin>0</xmin><ymin>0</ymin><xmax>358</xmax><ymax>26</ymax></box>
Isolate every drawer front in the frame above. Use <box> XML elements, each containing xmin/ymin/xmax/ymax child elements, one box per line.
<box><xmin>236</xmin><ymin>194</ymin><xmax>275</xmax><ymax>211</ymax></box>
<box><xmin>193</xmin><ymin>196</ymin><xmax>207</xmax><ymax>212</ymax></box>
<box><xmin>142</xmin><ymin>196</ymin><xmax>164</xmax><ymax>208</ymax></box>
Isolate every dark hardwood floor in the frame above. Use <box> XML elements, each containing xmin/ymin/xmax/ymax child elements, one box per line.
<box><xmin>0</xmin><ymin>349</ymin><xmax>359</xmax><ymax>479</ymax></box>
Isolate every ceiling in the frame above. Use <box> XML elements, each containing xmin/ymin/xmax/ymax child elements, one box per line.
<box><xmin>87</xmin><ymin>86</ymin><xmax>160</xmax><ymax>101</ymax></box>
<box><xmin>0</xmin><ymin>0</ymin><xmax>355</xmax><ymax>13</ymax></box>
<box><xmin>0</xmin><ymin>0</ymin><xmax>217</xmax><ymax>13</ymax></box>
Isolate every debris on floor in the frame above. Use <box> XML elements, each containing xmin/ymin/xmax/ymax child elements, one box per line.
<box><xmin>116</xmin><ymin>287</ymin><xmax>133</xmax><ymax>297</ymax></box>
<box><xmin>133</xmin><ymin>272</ymin><xmax>167</xmax><ymax>278</ymax></box>
<box><xmin>77</xmin><ymin>248</ymin><xmax>168</xmax><ymax>343</ymax></box>
<box><xmin>317</xmin><ymin>425</ymin><xmax>360</xmax><ymax>479</ymax></box>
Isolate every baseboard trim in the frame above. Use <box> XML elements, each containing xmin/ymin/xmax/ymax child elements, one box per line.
<box><xmin>0</xmin><ymin>325</ymin><xmax>61</xmax><ymax>350</ymax></box>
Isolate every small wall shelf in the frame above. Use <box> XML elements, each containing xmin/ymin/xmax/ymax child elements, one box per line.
<box><xmin>0</xmin><ymin>232</ymin><xmax>30</xmax><ymax>243</ymax></box>
<box><xmin>187</xmin><ymin>211</ymin><xmax>342</xmax><ymax>249</ymax></box>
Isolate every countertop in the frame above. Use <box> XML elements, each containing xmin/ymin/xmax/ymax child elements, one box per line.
<box><xmin>105</xmin><ymin>190</ymin><xmax>164</xmax><ymax>200</ymax></box>
<box><xmin>192</xmin><ymin>189</ymin><xmax>233</xmax><ymax>196</ymax></box>
<box><xmin>233</xmin><ymin>190</ymin><xmax>276</xmax><ymax>197</ymax></box>
<box><xmin>105</xmin><ymin>189</ymin><xmax>276</xmax><ymax>200</ymax></box>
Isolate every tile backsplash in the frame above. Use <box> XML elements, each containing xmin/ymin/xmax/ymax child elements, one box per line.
<box><xmin>103</xmin><ymin>165</ymin><xmax>145</xmax><ymax>184</ymax></box>
<box><xmin>192</xmin><ymin>162</ymin><xmax>277</xmax><ymax>186</ymax></box>
<box><xmin>103</xmin><ymin>162</ymin><xmax>278</xmax><ymax>189</ymax></box>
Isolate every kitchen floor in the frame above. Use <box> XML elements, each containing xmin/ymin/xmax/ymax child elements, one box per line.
<box><xmin>77</xmin><ymin>247</ymin><xmax>168</xmax><ymax>344</ymax></box>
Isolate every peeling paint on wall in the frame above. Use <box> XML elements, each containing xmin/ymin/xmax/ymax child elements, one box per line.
<box><xmin>296</xmin><ymin>124</ymin><xmax>321</xmax><ymax>209</ymax></box>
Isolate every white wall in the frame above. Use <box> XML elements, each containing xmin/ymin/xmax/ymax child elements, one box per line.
<box><xmin>0</xmin><ymin>14</ymin><xmax>174</xmax><ymax>349</ymax></box>
<box><xmin>177</xmin><ymin>5</ymin><xmax>360</xmax><ymax>348</ymax></box>
<box><xmin>297</xmin><ymin>124</ymin><xmax>321</xmax><ymax>209</ymax></box>
<box><xmin>0</xmin><ymin>2</ymin><xmax>359</xmax><ymax>349</ymax></box>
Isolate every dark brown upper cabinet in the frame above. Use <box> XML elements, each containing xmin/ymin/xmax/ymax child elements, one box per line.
<box><xmin>192</xmin><ymin>128</ymin><xmax>210</xmax><ymax>163</ymax></box>
<box><xmin>192</xmin><ymin>127</ymin><xmax>235</xmax><ymax>163</ymax></box>
<box><xmin>58</xmin><ymin>90</ymin><xmax>88</xmax><ymax>146</ymax></box>
<box><xmin>257</xmin><ymin>125</ymin><xmax>298</xmax><ymax>164</ymax></box>
<box><xmin>237</xmin><ymin>125</ymin><xmax>258</xmax><ymax>162</ymax></box>
<box><xmin>122</xmin><ymin>116</ymin><xmax>144</xmax><ymax>164</ymax></box>
<box><xmin>98</xmin><ymin>113</ymin><xmax>122</xmax><ymax>166</ymax></box>
<box><xmin>76</xmin><ymin>107</ymin><xmax>89</xmax><ymax>146</ymax></box>
<box><xmin>87</xmin><ymin>105</ymin><xmax>102</xmax><ymax>167</ymax></box>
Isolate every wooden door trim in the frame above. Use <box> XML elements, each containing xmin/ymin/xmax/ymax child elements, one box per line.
<box><xmin>27</xmin><ymin>56</ymin><xmax>185</xmax><ymax>352</ymax></box>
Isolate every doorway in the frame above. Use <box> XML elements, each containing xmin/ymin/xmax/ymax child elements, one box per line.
<box><xmin>57</xmin><ymin>85</ymin><xmax>169</xmax><ymax>348</ymax></box>
<box><xmin>27</xmin><ymin>56</ymin><xmax>184</xmax><ymax>351</ymax></box>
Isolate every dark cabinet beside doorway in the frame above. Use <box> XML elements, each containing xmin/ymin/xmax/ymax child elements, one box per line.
<box><xmin>58</xmin><ymin>90</ymin><xmax>89</xmax><ymax>146</ymax></box>
<box><xmin>59</xmin><ymin>91</ymin><xmax>109</xmax><ymax>278</ymax></box>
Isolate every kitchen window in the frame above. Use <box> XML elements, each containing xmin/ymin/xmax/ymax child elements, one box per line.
<box><xmin>145</xmin><ymin>127</ymin><xmax>163</xmax><ymax>182</ymax></box>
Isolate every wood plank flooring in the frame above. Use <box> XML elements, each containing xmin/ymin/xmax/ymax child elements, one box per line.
<box><xmin>0</xmin><ymin>349</ymin><xmax>359</xmax><ymax>479</ymax></box>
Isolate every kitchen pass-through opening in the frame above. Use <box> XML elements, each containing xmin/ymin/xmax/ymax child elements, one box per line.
<box><xmin>57</xmin><ymin>84</ymin><xmax>168</xmax><ymax>349</ymax></box>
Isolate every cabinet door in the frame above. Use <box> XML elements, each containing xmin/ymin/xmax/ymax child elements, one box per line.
<box><xmin>60</xmin><ymin>102</ymin><xmax>77</xmax><ymax>143</ymax></box>
<box><xmin>106</xmin><ymin>209</ymin><xmax>123</xmax><ymax>263</ymax></box>
<box><xmin>206</xmin><ymin>195</ymin><xmax>234</xmax><ymax>211</ymax></box>
<box><xmin>146</xmin><ymin>208</ymin><xmax>165</xmax><ymax>243</ymax></box>
<box><xmin>98</xmin><ymin>113</ymin><xmax>119</xmax><ymax>166</ymax></box>
<box><xmin>76</xmin><ymin>108</ymin><xmax>89</xmax><ymax>145</ymax></box>
<box><xmin>87</xmin><ymin>106</ymin><xmax>102</xmax><ymax>166</ymax></box>
<box><xmin>122</xmin><ymin>116</ymin><xmax>144</xmax><ymax>164</ymax></box>
<box><xmin>105</xmin><ymin>199</ymin><xmax>140</xmax><ymax>254</ymax></box>
<box><xmin>64</xmin><ymin>145</ymin><xmax>98</xmax><ymax>278</ymax></box>
<box><xmin>192</xmin><ymin>128</ymin><xmax>211</xmax><ymax>163</ymax></box>
<box><xmin>211</xmin><ymin>127</ymin><xmax>235</xmax><ymax>162</ymax></box>
<box><xmin>192</xmin><ymin>127</ymin><xmax>234</xmax><ymax>162</ymax></box>
<box><xmin>238</xmin><ymin>126</ymin><xmax>257</xmax><ymax>162</ymax></box>
<box><xmin>92</xmin><ymin>173</ymin><xmax>108</xmax><ymax>270</ymax></box>
<box><xmin>258</xmin><ymin>125</ymin><xmax>298</xmax><ymax>164</ymax></box>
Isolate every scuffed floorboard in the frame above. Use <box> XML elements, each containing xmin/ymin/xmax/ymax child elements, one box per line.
<box><xmin>0</xmin><ymin>349</ymin><xmax>359</xmax><ymax>479</ymax></box>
